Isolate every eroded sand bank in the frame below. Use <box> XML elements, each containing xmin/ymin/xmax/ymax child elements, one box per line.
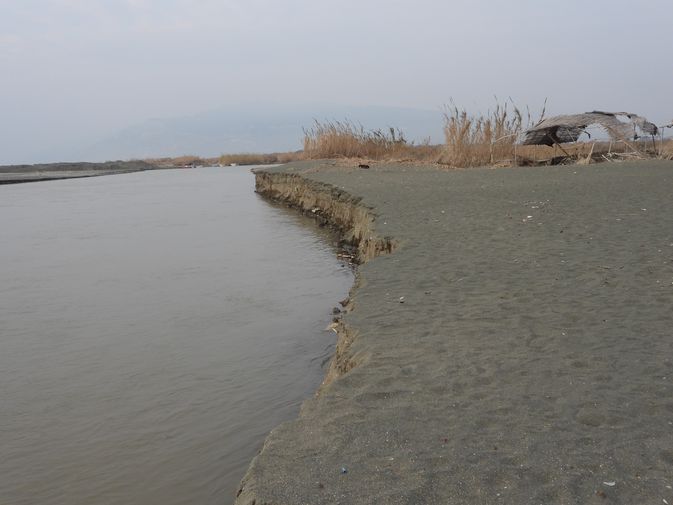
<box><xmin>238</xmin><ymin>160</ymin><xmax>673</xmax><ymax>505</ymax></box>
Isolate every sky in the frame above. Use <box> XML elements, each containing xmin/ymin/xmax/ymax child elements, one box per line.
<box><xmin>1</xmin><ymin>0</ymin><xmax>672</xmax><ymax>164</ymax></box>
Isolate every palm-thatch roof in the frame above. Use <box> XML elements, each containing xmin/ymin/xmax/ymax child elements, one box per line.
<box><xmin>521</xmin><ymin>111</ymin><xmax>658</xmax><ymax>146</ymax></box>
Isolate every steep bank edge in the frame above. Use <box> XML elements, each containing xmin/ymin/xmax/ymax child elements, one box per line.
<box><xmin>254</xmin><ymin>171</ymin><xmax>396</xmax><ymax>264</ymax></box>
<box><xmin>254</xmin><ymin>170</ymin><xmax>397</xmax><ymax>386</ymax></box>
<box><xmin>234</xmin><ymin>169</ymin><xmax>396</xmax><ymax>504</ymax></box>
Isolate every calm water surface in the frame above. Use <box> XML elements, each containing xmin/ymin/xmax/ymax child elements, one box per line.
<box><xmin>0</xmin><ymin>167</ymin><xmax>353</xmax><ymax>505</ymax></box>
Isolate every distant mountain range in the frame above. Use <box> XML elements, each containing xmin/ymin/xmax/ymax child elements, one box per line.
<box><xmin>76</xmin><ymin>103</ymin><xmax>445</xmax><ymax>161</ymax></box>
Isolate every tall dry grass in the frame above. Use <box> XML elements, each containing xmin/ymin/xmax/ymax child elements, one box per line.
<box><xmin>218</xmin><ymin>151</ymin><xmax>302</xmax><ymax>166</ymax></box>
<box><xmin>658</xmin><ymin>137</ymin><xmax>673</xmax><ymax>159</ymax></box>
<box><xmin>441</xmin><ymin>101</ymin><xmax>673</xmax><ymax>167</ymax></box>
<box><xmin>440</xmin><ymin>100</ymin><xmax>543</xmax><ymax>167</ymax></box>
<box><xmin>302</xmin><ymin>120</ymin><xmax>440</xmax><ymax>161</ymax></box>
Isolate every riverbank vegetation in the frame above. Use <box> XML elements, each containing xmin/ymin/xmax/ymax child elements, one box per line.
<box><xmin>300</xmin><ymin>102</ymin><xmax>673</xmax><ymax>167</ymax></box>
<box><xmin>146</xmin><ymin>152</ymin><xmax>303</xmax><ymax>168</ymax></box>
<box><xmin>302</xmin><ymin>120</ymin><xmax>442</xmax><ymax>161</ymax></box>
<box><xmin>440</xmin><ymin>102</ymin><xmax>673</xmax><ymax>167</ymax></box>
<box><xmin>147</xmin><ymin>103</ymin><xmax>672</xmax><ymax>169</ymax></box>
<box><xmin>218</xmin><ymin>152</ymin><xmax>302</xmax><ymax>166</ymax></box>
<box><xmin>439</xmin><ymin>101</ymin><xmax>533</xmax><ymax>167</ymax></box>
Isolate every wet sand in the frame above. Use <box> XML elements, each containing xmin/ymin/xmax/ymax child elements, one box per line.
<box><xmin>0</xmin><ymin>161</ymin><xmax>159</xmax><ymax>184</ymax></box>
<box><xmin>238</xmin><ymin>160</ymin><xmax>673</xmax><ymax>504</ymax></box>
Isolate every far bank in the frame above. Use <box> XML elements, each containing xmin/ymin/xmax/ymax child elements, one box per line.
<box><xmin>0</xmin><ymin>161</ymin><xmax>160</xmax><ymax>185</ymax></box>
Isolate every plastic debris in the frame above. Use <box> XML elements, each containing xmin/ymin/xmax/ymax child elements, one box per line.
<box><xmin>603</xmin><ymin>481</ymin><xmax>616</xmax><ymax>487</ymax></box>
<box><xmin>399</xmin><ymin>296</ymin><xmax>405</xmax><ymax>303</ymax></box>
<box><xmin>341</xmin><ymin>466</ymin><xmax>348</xmax><ymax>474</ymax></box>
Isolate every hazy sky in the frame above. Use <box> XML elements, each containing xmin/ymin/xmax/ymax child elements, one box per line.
<box><xmin>1</xmin><ymin>0</ymin><xmax>672</xmax><ymax>163</ymax></box>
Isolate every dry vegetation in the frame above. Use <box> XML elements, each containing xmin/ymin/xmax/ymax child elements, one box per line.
<box><xmin>441</xmin><ymin>102</ymin><xmax>673</xmax><ymax>166</ymax></box>
<box><xmin>148</xmin><ymin>106</ymin><xmax>672</xmax><ymax>170</ymax></box>
<box><xmin>439</xmin><ymin>101</ymin><xmax>536</xmax><ymax>167</ymax></box>
<box><xmin>659</xmin><ymin>137</ymin><xmax>673</xmax><ymax>159</ymax></box>
<box><xmin>302</xmin><ymin>120</ymin><xmax>442</xmax><ymax>162</ymax></box>
<box><xmin>146</xmin><ymin>151</ymin><xmax>303</xmax><ymax>168</ymax></box>
<box><xmin>301</xmin><ymin>104</ymin><xmax>672</xmax><ymax>168</ymax></box>
<box><xmin>218</xmin><ymin>152</ymin><xmax>302</xmax><ymax>166</ymax></box>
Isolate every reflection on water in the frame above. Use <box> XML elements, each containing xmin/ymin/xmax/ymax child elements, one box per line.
<box><xmin>0</xmin><ymin>167</ymin><xmax>353</xmax><ymax>505</ymax></box>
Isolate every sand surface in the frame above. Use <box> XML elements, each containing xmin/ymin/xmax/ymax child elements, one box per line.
<box><xmin>238</xmin><ymin>160</ymin><xmax>673</xmax><ymax>505</ymax></box>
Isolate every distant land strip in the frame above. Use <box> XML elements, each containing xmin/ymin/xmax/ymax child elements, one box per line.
<box><xmin>0</xmin><ymin>161</ymin><xmax>160</xmax><ymax>185</ymax></box>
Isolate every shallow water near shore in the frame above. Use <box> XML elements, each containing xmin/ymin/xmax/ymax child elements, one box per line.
<box><xmin>0</xmin><ymin>166</ymin><xmax>353</xmax><ymax>505</ymax></box>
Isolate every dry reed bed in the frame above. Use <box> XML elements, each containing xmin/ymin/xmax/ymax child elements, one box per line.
<box><xmin>218</xmin><ymin>152</ymin><xmax>303</xmax><ymax>166</ymax></box>
<box><xmin>440</xmin><ymin>101</ymin><xmax>535</xmax><ymax>167</ymax></box>
<box><xmin>303</xmin><ymin>120</ymin><xmax>441</xmax><ymax>162</ymax></box>
<box><xmin>150</xmin><ymin>104</ymin><xmax>672</xmax><ymax>169</ymax></box>
<box><xmin>303</xmin><ymin>103</ymin><xmax>672</xmax><ymax>167</ymax></box>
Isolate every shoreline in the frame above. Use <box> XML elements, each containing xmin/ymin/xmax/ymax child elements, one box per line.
<box><xmin>0</xmin><ymin>161</ymin><xmax>161</xmax><ymax>185</ymax></box>
<box><xmin>238</xmin><ymin>159</ymin><xmax>673</xmax><ymax>504</ymax></box>
<box><xmin>253</xmin><ymin>169</ymin><xmax>396</xmax><ymax>390</ymax></box>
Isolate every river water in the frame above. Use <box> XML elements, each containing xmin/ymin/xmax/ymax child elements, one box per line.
<box><xmin>0</xmin><ymin>167</ymin><xmax>353</xmax><ymax>505</ymax></box>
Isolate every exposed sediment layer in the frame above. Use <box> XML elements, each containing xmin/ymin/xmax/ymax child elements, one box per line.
<box><xmin>237</xmin><ymin>159</ymin><xmax>673</xmax><ymax>505</ymax></box>
<box><xmin>255</xmin><ymin>170</ymin><xmax>396</xmax><ymax>263</ymax></box>
<box><xmin>254</xmin><ymin>169</ymin><xmax>396</xmax><ymax>386</ymax></box>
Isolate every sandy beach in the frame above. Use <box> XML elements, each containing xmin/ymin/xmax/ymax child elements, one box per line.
<box><xmin>237</xmin><ymin>159</ymin><xmax>673</xmax><ymax>504</ymax></box>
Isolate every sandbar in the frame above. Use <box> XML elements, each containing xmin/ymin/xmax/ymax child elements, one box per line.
<box><xmin>239</xmin><ymin>159</ymin><xmax>673</xmax><ymax>504</ymax></box>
